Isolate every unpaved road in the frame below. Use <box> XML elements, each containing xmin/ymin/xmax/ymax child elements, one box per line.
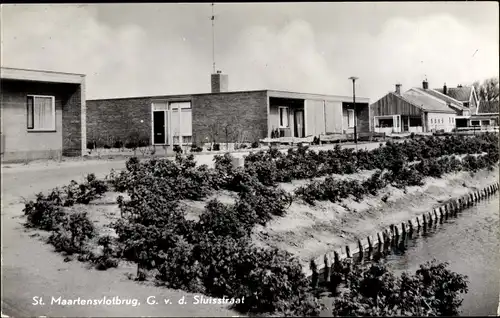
<box><xmin>1</xmin><ymin>142</ymin><xmax>385</xmax><ymax>317</ymax></box>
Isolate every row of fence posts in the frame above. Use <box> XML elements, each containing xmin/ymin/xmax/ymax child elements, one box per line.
<box><xmin>307</xmin><ymin>182</ymin><xmax>500</xmax><ymax>289</ymax></box>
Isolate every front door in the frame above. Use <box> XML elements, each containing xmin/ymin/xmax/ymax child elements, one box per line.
<box><xmin>153</xmin><ymin>111</ymin><xmax>166</xmax><ymax>144</ymax></box>
<box><xmin>294</xmin><ymin>110</ymin><xmax>305</xmax><ymax>138</ymax></box>
<box><xmin>403</xmin><ymin>116</ymin><xmax>409</xmax><ymax>132</ymax></box>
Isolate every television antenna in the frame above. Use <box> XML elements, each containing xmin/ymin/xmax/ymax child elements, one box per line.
<box><xmin>211</xmin><ymin>3</ymin><xmax>216</xmax><ymax>74</ymax></box>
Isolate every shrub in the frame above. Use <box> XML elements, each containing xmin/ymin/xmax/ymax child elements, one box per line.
<box><xmin>330</xmin><ymin>260</ymin><xmax>468</xmax><ymax>316</ymax></box>
<box><xmin>295</xmin><ymin>177</ymin><xmax>365</xmax><ymax>205</ymax></box>
<box><xmin>93</xmin><ymin>235</ymin><xmax>119</xmax><ymax>270</ymax></box>
<box><xmin>113</xmin><ymin>139</ymin><xmax>124</xmax><ymax>149</ymax></box>
<box><xmin>236</xmin><ymin>179</ymin><xmax>293</xmax><ymax>225</ymax></box>
<box><xmin>23</xmin><ymin>190</ymin><xmax>67</xmax><ymax>230</ymax></box>
<box><xmin>197</xmin><ymin>200</ymin><xmax>253</xmax><ymax>238</ymax></box>
<box><xmin>190</xmin><ymin>144</ymin><xmax>203</xmax><ymax>152</ymax></box>
<box><xmin>63</xmin><ymin>174</ymin><xmax>109</xmax><ymax>205</ymax></box>
<box><xmin>212</xmin><ymin>143</ymin><xmax>220</xmax><ymax>151</ymax></box>
<box><xmin>173</xmin><ymin>145</ymin><xmax>183</xmax><ymax>154</ymax></box>
<box><xmin>251</xmin><ymin>141</ymin><xmax>259</xmax><ymax>148</ymax></box>
<box><xmin>49</xmin><ymin>212</ymin><xmax>96</xmax><ymax>255</ymax></box>
<box><xmin>156</xmin><ymin>237</ymin><xmax>206</xmax><ymax>293</ymax></box>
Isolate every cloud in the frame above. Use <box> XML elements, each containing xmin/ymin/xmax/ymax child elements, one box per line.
<box><xmin>1</xmin><ymin>5</ymin><xmax>498</xmax><ymax>102</ymax></box>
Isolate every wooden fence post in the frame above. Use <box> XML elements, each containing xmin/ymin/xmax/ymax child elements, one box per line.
<box><xmin>324</xmin><ymin>254</ymin><xmax>331</xmax><ymax>283</ymax></box>
<box><xmin>310</xmin><ymin>259</ymin><xmax>319</xmax><ymax>289</ymax></box>
<box><xmin>358</xmin><ymin>239</ymin><xmax>364</xmax><ymax>261</ymax></box>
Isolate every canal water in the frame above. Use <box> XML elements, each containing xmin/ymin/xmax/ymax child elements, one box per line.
<box><xmin>320</xmin><ymin>194</ymin><xmax>499</xmax><ymax>316</ymax></box>
<box><xmin>381</xmin><ymin>194</ymin><xmax>500</xmax><ymax>316</ymax></box>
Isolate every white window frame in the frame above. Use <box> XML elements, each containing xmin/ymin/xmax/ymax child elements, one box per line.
<box><xmin>347</xmin><ymin>109</ymin><xmax>355</xmax><ymax>128</ymax></box>
<box><xmin>279</xmin><ymin>106</ymin><xmax>289</xmax><ymax>128</ymax></box>
<box><xmin>27</xmin><ymin>95</ymin><xmax>56</xmax><ymax>131</ymax></box>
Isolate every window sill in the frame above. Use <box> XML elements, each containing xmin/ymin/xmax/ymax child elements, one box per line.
<box><xmin>27</xmin><ymin>129</ymin><xmax>57</xmax><ymax>133</ymax></box>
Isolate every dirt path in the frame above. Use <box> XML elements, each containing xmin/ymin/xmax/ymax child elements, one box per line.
<box><xmin>1</xmin><ymin>163</ymin><xmax>241</xmax><ymax>317</ymax></box>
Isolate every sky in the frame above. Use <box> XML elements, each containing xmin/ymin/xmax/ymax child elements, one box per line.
<box><xmin>1</xmin><ymin>2</ymin><xmax>498</xmax><ymax>101</ymax></box>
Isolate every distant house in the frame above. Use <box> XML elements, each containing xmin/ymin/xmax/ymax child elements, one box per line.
<box><xmin>86</xmin><ymin>72</ymin><xmax>371</xmax><ymax>147</ymax></box>
<box><xmin>0</xmin><ymin>67</ymin><xmax>86</xmax><ymax>162</ymax></box>
<box><xmin>434</xmin><ymin>84</ymin><xmax>480</xmax><ymax>115</ymax></box>
<box><xmin>469</xmin><ymin>100</ymin><xmax>499</xmax><ymax>128</ymax></box>
<box><xmin>370</xmin><ymin>81</ymin><xmax>458</xmax><ymax>134</ymax></box>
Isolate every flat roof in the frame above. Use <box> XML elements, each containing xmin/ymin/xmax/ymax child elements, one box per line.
<box><xmin>1</xmin><ymin>67</ymin><xmax>85</xmax><ymax>84</ymax></box>
<box><xmin>88</xmin><ymin>89</ymin><xmax>370</xmax><ymax>103</ymax></box>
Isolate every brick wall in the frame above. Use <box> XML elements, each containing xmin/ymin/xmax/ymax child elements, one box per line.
<box><xmin>0</xmin><ymin>79</ymin><xmax>82</xmax><ymax>161</ymax></box>
<box><xmin>87</xmin><ymin>91</ymin><xmax>269</xmax><ymax>146</ymax></box>
<box><xmin>342</xmin><ymin>102</ymin><xmax>370</xmax><ymax>133</ymax></box>
<box><xmin>192</xmin><ymin>91</ymin><xmax>268</xmax><ymax>144</ymax></box>
<box><xmin>86</xmin><ymin>97</ymin><xmax>153</xmax><ymax>147</ymax></box>
<box><xmin>62</xmin><ymin>84</ymin><xmax>83</xmax><ymax>156</ymax></box>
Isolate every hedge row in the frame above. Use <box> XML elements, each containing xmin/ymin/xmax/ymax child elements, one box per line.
<box><xmin>244</xmin><ymin>133</ymin><xmax>498</xmax><ymax>185</ymax></box>
<box><xmin>296</xmin><ymin>151</ymin><xmax>499</xmax><ymax>205</ymax></box>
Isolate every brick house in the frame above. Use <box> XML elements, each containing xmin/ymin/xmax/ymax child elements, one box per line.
<box><xmin>86</xmin><ymin>72</ymin><xmax>370</xmax><ymax>147</ymax></box>
<box><xmin>0</xmin><ymin>67</ymin><xmax>86</xmax><ymax>162</ymax></box>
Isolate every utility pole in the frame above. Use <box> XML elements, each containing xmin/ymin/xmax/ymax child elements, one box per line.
<box><xmin>349</xmin><ymin>76</ymin><xmax>359</xmax><ymax>150</ymax></box>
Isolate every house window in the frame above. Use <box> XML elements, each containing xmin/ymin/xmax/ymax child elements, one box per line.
<box><xmin>481</xmin><ymin>120</ymin><xmax>490</xmax><ymax>126</ymax></box>
<box><xmin>169</xmin><ymin>101</ymin><xmax>192</xmax><ymax>145</ymax></box>
<box><xmin>279</xmin><ymin>107</ymin><xmax>289</xmax><ymax>128</ymax></box>
<box><xmin>463</xmin><ymin>102</ymin><xmax>470</xmax><ymax>107</ymax></box>
<box><xmin>347</xmin><ymin>109</ymin><xmax>355</xmax><ymax>128</ymax></box>
<box><xmin>471</xmin><ymin>120</ymin><xmax>480</xmax><ymax>126</ymax></box>
<box><xmin>27</xmin><ymin>95</ymin><xmax>56</xmax><ymax>131</ymax></box>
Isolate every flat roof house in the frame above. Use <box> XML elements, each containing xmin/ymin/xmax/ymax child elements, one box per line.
<box><xmin>0</xmin><ymin>67</ymin><xmax>86</xmax><ymax>162</ymax></box>
<box><xmin>370</xmin><ymin>80</ymin><xmax>461</xmax><ymax>134</ymax></box>
<box><xmin>86</xmin><ymin>72</ymin><xmax>370</xmax><ymax>148</ymax></box>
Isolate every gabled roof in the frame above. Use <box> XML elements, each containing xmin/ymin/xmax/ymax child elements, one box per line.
<box><xmin>477</xmin><ymin>100</ymin><xmax>499</xmax><ymax>114</ymax></box>
<box><xmin>434</xmin><ymin>86</ymin><xmax>472</xmax><ymax>102</ymax></box>
<box><xmin>401</xmin><ymin>89</ymin><xmax>456</xmax><ymax>113</ymax></box>
<box><xmin>414</xmin><ymin>87</ymin><xmax>464</xmax><ymax>110</ymax></box>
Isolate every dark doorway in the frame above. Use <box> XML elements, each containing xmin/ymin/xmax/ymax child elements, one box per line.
<box><xmin>153</xmin><ymin>111</ymin><xmax>166</xmax><ymax>144</ymax></box>
<box><xmin>294</xmin><ymin>110</ymin><xmax>305</xmax><ymax>138</ymax></box>
<box><xmin>402</xmin><ymin>116</ymin><xmax>409</xmax><ymax>132</ymax></box>
<box><xmin>456</xmin><ymin>118</ymin><xmax>468</xmax><ymax>128</ymax></box>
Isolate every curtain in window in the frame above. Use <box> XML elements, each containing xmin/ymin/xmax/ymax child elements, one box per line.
<box><xmin>348</xmin><ymin>110</ymin><xmax>355</xmax><ymax>127</ymax></box>
<box><xmin>34</xmin><ymin>97</ymin><xmax>53</xmax><ymax>129</ymax></box>
<box><xmin>279</xmin><ymin>108</ymin><xmax>288</xmax><ymax>127</ymax></box>
<box><xmin>27</xmin><ymin>97</ymin><xmax>34</xmax><ymax>129</ymax></box>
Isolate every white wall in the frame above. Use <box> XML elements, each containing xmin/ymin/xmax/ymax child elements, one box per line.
<box><xmin>325</xmin><ymin>101</ymin><xmax>343</xmax><ymax>133</ymax></box>
<box><xmin>305</xmin><ymin>99</ymin><xmax>326</xmax><ymax>136</ymax></box>
<box><xmin>427</xmin><ymin>113</ymin><xmax>456</xmax><ymax>132</ymax></box>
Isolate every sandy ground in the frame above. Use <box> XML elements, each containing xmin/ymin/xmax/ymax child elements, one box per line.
<box><xmin>252</xmin><ymin>167</ymin><xmax>499</xmax><ymax>265</ymax></box>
